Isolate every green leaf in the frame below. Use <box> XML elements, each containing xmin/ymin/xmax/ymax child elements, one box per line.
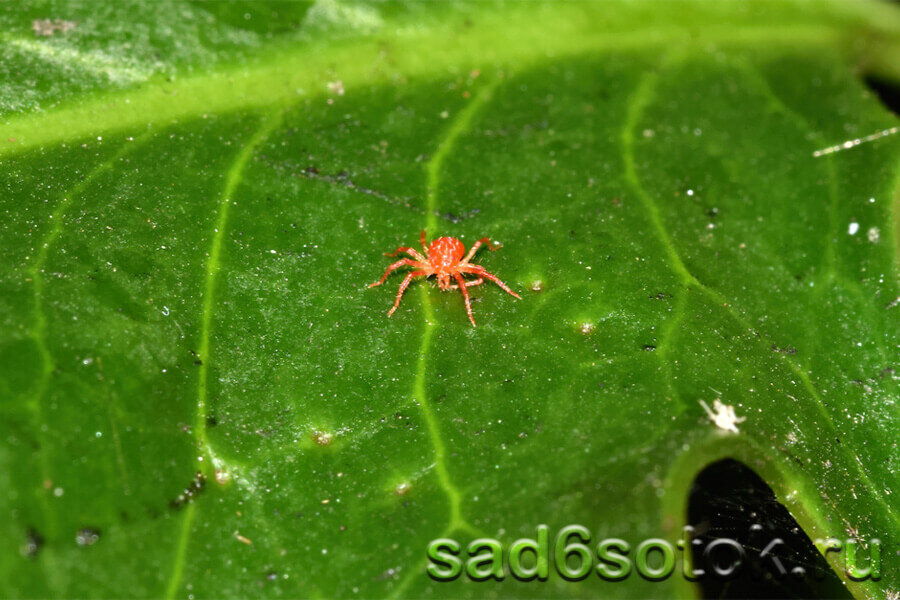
<box><xmin>1</xmin><ymin>1</ymin><xmax>898</xmax><ymax>597</ymax></box>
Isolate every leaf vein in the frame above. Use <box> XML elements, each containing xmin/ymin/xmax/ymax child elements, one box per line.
<box><xmin>26</xmin><ymin>135</ymin><xmax>146</xmax><ymax>536</ymax></box>
<box><xmin>624</xmin><ymin>61</ymin><xmax>900</xmax><ymax>533</ymax></box>
<box><xmin>390</xmin><ymin>77</ymin><xmax>501</xmax><ymax>599</ymax></box>
<box><xmin>164</xmin><ymin>110</ymin><xmax>284</xmax><ymax>600</ymax></box>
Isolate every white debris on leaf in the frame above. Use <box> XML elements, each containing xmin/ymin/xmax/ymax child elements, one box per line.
<box><xmin>699</xmin><ymin>399</ymin><xmax>746</xmax><ymax>433</ymax></box>
<box><xmin>207</xmin><ymin>445</ymin><xmax>256</xmax><ymax>492</ymax></box>
<box><xmin>867</xmin><ymin>227</ymin><xmax>880</xmax><ymax>243</ymax></box>
<box><xmin>812</xmin><ymin>126</ymin><xmax>899</xmax><ymax>157</ymax></box>
<box><xmin>327</xmin><ymin>80</ymin><xmax>345</xmax><ymax>96</ymax></box>
<box><xmin>848</xmin><ymin>222</ymin><xmax>859</xmax><ymax>235</ymax></box>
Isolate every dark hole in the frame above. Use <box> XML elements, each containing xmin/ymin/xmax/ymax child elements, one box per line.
<box><xmin>863</xmin><ymin>75</ymin><xmax>900</xmax><ymax>118</ymax></box>
<box><xmin>688</xmin><ymin>459</ymin><xmax>852</xmax><ymax>599</ymax></box>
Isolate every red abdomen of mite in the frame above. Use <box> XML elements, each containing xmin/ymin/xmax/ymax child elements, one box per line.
<box><xmin>428</xmin><ymin>237</ymin><xmax>465</xmax><ymax>270</ymax></box>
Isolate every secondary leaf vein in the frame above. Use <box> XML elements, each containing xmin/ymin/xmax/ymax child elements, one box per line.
<box><xmin>624</xmin><ymin>62</ymin><xmax>900</xmax><ymax>532</ymax></box>
<box><xmin>165</xmin><ymin>109</ymin><xmax>284</xmax><ymax>600</ymax></box>
<box><xmin>391</xmin><ymin>76</ymin><xmax>501</xmax><ymax>599</ymax></box>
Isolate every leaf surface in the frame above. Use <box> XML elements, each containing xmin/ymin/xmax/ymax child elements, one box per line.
<box><xmin>1</xmin><ymin>2</ymin><xmax>899</xmax><ymax>597</ymax></box>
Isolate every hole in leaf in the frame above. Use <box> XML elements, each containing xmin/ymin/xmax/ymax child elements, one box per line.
<box><xmin>687</xmin><ymin>459</ymin><xmax>852</xmax><ymax>600</ymax></box>
<box><xmin>863</xmin><ymin>74</ymin><xmax>900</xmax><ymax>118</ymax></box>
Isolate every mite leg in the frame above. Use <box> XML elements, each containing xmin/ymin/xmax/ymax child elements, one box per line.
<box><xmin>388</xmin><ymin>271</ymin><xmax>427</xmax><ymax>316</ymax></box>
<box><xmin>453</xmin><ymin>272</ymin><xmax>477</xmax><ymax>326</ymax></box>
<box><xmin>369</xmin><ymin>258</ymin><xmax>422</xmax><ymax>288</ymax></box>
<box><xmin>461</xmin><ymin>265</ymin><xmax>521</xmax><ymax>299</ymax></box>
<box><xmin>448</xmin><ymin>277</ymin><xmax>484</xmax><ymax>290</ymax></box>
<box><xmin>462</xmin><ymin>237</ymin><xmax>497</xmax><ymax>262</ymax></box>
<box><xmin>385</xmin><ymin>246</ymin><xmax>427</xmax><ymax>262</ymax></box>
<box><xmin>420</xmin><ymin>230</ymin><xmax>429</xmax><ymax>255</ymax></box>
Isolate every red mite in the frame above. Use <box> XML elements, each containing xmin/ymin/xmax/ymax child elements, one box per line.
<box><xmin>369</xmin><ymin>230</ymin><xmax>521</xmax><ymax>326</ymax></box>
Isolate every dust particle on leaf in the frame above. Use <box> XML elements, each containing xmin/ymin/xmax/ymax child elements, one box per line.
<box><xmin>20</xmin><ymin>528</ymin><xmax>44</xmax><ymax>558</ymax></box>
<box><xmin>75</xmin><ymin>527</ymin><xmax>101</xmax><ymax>547</ymax></box>
<box><xmin>234</xmin><ymin>531</ymin><xmax>252</xmax><ymax>545</ymax></box>
<box><xmin>169</xmin><ymin>471</ymin><xmax>207</xmax><ymax>510</ymax></box>
<box><xmin>214</xmin><ymin>469</ymin><xmax>232</xmax><ymax>486</ymax></box>
<box><xmin>770</xmin><ymin>344</ymin><xmax>797</xmax><ymax>355</ymax></box>
<box><xmin>313</xmin><ymin>430</ymin><xmax>334</xmax><ymax>446</ymax></box>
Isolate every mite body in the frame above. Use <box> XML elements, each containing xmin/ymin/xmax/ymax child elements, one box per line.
<box><xmin>369</xmin><ymin>231</ymin><xmax>520</xmax><ymax>326</ymax></box>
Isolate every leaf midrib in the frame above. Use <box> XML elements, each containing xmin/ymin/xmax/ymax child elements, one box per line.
<box><xmin>0</xmin><ymin>22</ymin><xmax>857</xmax><ymax>160</ymax></box>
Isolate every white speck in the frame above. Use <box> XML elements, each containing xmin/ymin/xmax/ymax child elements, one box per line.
<box><xmin>686</xmin><ymin>189</ymin><xmax>694</xmax><ymax>197</ymax></box>
<box><xmin>439</xmin><ymin>110</ymin><xmax>449</xmax><ymax>119</ymax></box>
<box><xmin>161</xmin><ymin>306</ymin><xmax>170</xmax><ymax>316</ymax></box>
<box><xmin>848</xmin><ymin>222</ymin><xmax>859</xmax><ymax>235</ymax></box>
<box><xmin>95</xmin><ymin>431</ymin><xmax>102</xmax><ymax>438</ymax></box>
<box><xmin>82</xmin><ymin>357</ymin><xmax>93</xmax><ymax>365</ymax></box>
<box><xmin>867</xmin><ymin>227</ymin><xmax>880</xmax><ymax>243</ymax></box>
<box><xmin>699</xmin><ymin>399</ymin><xmax>746</xmax><ymax>433</ymax></box>
<box><xmin>869</xmin><ymin>197</ymin><xmax>876</xmax><ymax>203</ymax></box>
<box><xmin>270</xmin><ymin>249</ymin><xmax>277</xmax><ymax>254</ymax></box>
<box><xmin>53</xmin><ymin>487</ymin><xmax>64</xmax><ymax>497</ymax></box>
<box><xmin>642</xmin><ymin>129</ymin><xmax>655</xmax><ymax>138</ymax></box>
